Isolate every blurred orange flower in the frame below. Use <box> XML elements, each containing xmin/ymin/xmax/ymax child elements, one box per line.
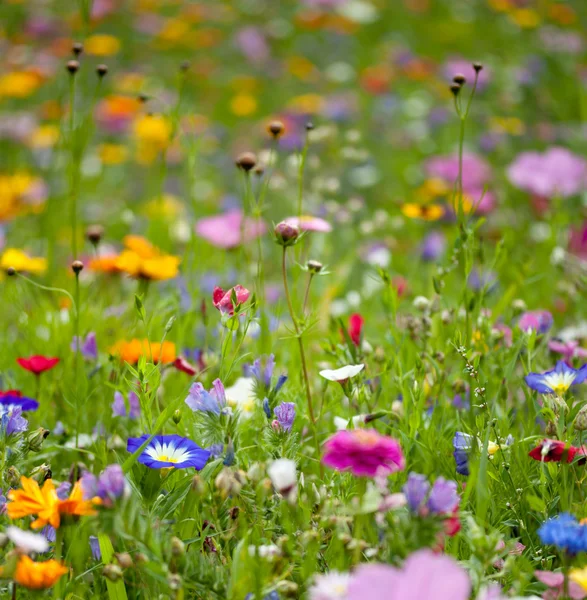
<box><xmin>114</xmin><ymin>235</ymin><xmax>180</xmax><ymax>280</ymax></box>
<box><xmin>110</xmin><ymin>339</ymin><xmax>177</xmax><ymax>365</ymax></box>
<box><xmin>13</xmin><ymin>556</ymin><xmax>68</xmax><ymax>590</ymax></box>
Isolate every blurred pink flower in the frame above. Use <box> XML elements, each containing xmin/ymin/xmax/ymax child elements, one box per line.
<box><xmin>443</xmin><ymin>59</ymin><xmax>491</xmax><ymax>90</ymax></box>
<box><xmin>347</xmin><ymin>549</ymin><xmax>471</xmax><ymax>600</ymax></box>
<box><xmin>535</xmin><ymin>570</ymin><xmax>586</xmax><ymax>600</ymax></box>
<box><xmin>322</xmin><ymin>429</ymin><xmax>404</xmax><ymax>477</ymax></box>
<box><xmin>548</xmin><ymin>339</ymin><xmax>587</xmax><ymax>363</ymax></box>
<box><xmin>507</xmin><ymin>147</ymin><xmax>587</xmax><ymax>199</ymax></box>
<box><xmin>285</xmin><ymin>215</ymin><xmax>332</xmax><ymax>233</ymax></box>
<box><xmin>195</xmin><ymin>210</ymin><xmax>266</xmax><ymax>249</ymax></box>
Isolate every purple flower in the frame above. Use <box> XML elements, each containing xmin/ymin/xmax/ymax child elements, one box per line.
<box><xmin>453</xmin><ymin>432</ymin><xmax>472</xmax><ymax>476</ymax></box>
<box><xmin>517</xmin><ymin>310</ymin><xmax>553</xmax><ymax>334</ymax></box>
<box><xmin>507</xmin><ymin>147</ymin><xmax>587</xmax><ymax>199</ymax></box>
<box><xmin>112</xmin><ymin>391</ymin><xmax>140</xmax><ymax>419</ymax></box>
<box><xmin>346</xmin><ymin>549</ymin><xmax>471</xmax><ymax>600</ymax></box>
<box><xmin>56</xmin><ymin>482</ymin><xmax>71</xmax><ymax>500</ymax></box>
<box><xmin>1</xmin><ymin>406</ymin><xmax>28</xmax><ymax>436</ymax></box>
<box><xmin>403</xmin><ymin>473</ymin><xmax>430</xmax><ymax>512</ymax></box>
<box><xmin>420</xmin><ymin>231</ymin><xmax>446</xmax><ymax>261</ymax></box>
<box><xmin>443</xmin><ymin>58</ymin><xmax>491</xmax><ymax>91</ymax></box>
<box><xmin>82</xmin><ymin>464</ymin><xmax>127</xmax><ymax>505</ymax></box>
<box><xmin>427</xmin><ymin>477</ymin><xmax>459</xmax><ymax>514</ymax></box>
<box><xmin>525</xmin><ymin>361</ymin><xmax>587</xmax><ymax>395</ymax></box>
<box><xmin>235</xmin><ymin>27</ymin><xmax>269</xmax><ymax>64</ymax></box>
<box><xmin>274</xmin><ymin>402</ymin><xmax>296</xmax><ymax>432</ymax></box>
<box><xmin>185</xmin><ymin>379</ymin><xmax>226</xmax><ymax>415</ymax></box>
<box><xmin>549</xmin><ymin>339</ymin><xmax>587</xmax><ymax>363</ymax></box>
<box><xmin>41</xmin><ymin>525</ymin><xmax>56</xmax><ymax>543</ymax></box>
<box><xmin>207</xmin><ymin>444</ymin><xmax>224</xmax><ymax>458</ymax></box>
<box><xmin>89</xmin><ymin>535</ymin><xmax>102</xmax><ymax>561</ymax></box>
<box><xmin>71</xmin><ymin>332</ymin><xmax>98</xmax><ymax>360</ymax></box>
<box><xmin>467</xmin><ymin>269</ymin><xmax>497</xmax><ymax>292</ymax></box>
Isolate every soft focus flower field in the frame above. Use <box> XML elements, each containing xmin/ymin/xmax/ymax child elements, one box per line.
<box><xmin>1</xmin><ymin>0</ymin><xmax>587</xmax><ymax>598</ymax></box>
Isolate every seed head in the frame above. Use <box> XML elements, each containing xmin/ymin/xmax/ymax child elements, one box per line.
<box><xmin>86</xmin><ymin>224</ymin><xmax>104</xmax><ymax>245</ymax></box>
<box><xmin>71</xmin><ymin>260</ymin><xmax>84</xmax><ymax>275</ymax></box>
<box><xmin>96</xmin><ymin>64</ymin><xmax>108</xmax><ymax>78</ymax></box>
<box><xmin>473</xmin><ymin>62</ymin><xmax>483</xmax><ymax>72</ymax></box>
<box><xmin>306</xmin><ymin>259</ymin><xmax>323</xmax><ymax>273</ymax></box>
<box><xmin>66</xmin><ymin>60</ymin><xmax>80</xmax><ymax>74</ymax></box>
<box><xmin>452</xmin><ymin>73</ymin><xmax>466</xmax><ymax>85</ymax></box>
<box><xmin>267</xmin><ymin>120</ymin><xmax>285</xmax><ymax>138</ymax></box>
<box><xmin>305</xmin><ymin>121</ymin><xmax>314</xmax><ymax>131</ymax></box>
<box><xmin>72</xmin><ymin>42</ymin><xmax>84</xmax><ymax>56</ymax></box>
<box><xmin>450</xmin><ymin>83</ymin><xmax>462</xmax><ymax>96</ymax></box>
<box><xmin>6</xmin><ymin>266</ymin><xmax>16</xmax><ymax>277</ymax></box>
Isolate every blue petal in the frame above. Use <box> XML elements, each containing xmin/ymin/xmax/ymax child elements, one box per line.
<box><xmin>524</xmin><ymin>373</ymin><xmax>553</xmax><ymax>394</ymax></box>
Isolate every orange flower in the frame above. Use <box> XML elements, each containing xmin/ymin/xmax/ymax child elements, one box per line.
<box><xmin>7</xmin><ymin>477</ymin><xmax>98</xmax><ymax>530</ymax></box>
<box><xmin>114</xmin><ymin>235</ymin><xmax>180</xmax><ymax>281</ymax></box>
<box><xmin>110</xmin><ymin>338</ymin><xmax>176</xmax><ymax>365</ymax></box>
<box><xmin>88</xmin><ymin>255</ymin><xmax>120</xmax><ymax>274</ymax></box>
<box><xmin>14</xmin><ymin>556</ymin><xmax>68</xmax><ymax>589</ymax></box>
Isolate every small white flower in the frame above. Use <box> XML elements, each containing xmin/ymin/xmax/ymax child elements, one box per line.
<box><xmin>224</xmin><ymin>377</ymin><xmax>256</xmax><ymax>417</ymax></box>
<box><xmin>267</xmin><ymin>459</ymin><xmax>297</xmax><ymax>502</ymax></box>
<box><xmin>248</xmin><ymin>544</ymin><xmax>281</xmax><ymax>560</ymax></box>
<box><xmin>6</xmin><ymin>526</ymin><xmax>49</xmax><ymax>554</ymax></box>
<box><xmin>334</xmin><ymin>415</ymin><xmax>365</xmax><ymax>430</ymax></box>
<box><xmin>319</xmin><ymin>364</ymin><xmax>364</xmax><ymax>383</ymax></box>
<box><xmin>309</xmin><ymin>571</ymin><xmax>351</xmax><ymax>600</ymax></box>
<box><xmin>413</xmin><ymin>295</ymin><xmax>430</xmax><ymax>311</ymax></box>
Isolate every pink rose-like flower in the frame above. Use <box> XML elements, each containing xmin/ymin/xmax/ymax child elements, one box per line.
<box><xmin>347</xmin><ymin>549</ymin><xmax>471</xmax><ymax>600</ymax></box>
<box><xmin>507</xmin><ymin>147</ymin><xmax>587</xmax><ymax>199</ymax></box>
<box><xmin>212</xmin><ymin>285</ymin><xmax>250</xmax><ymax>316</ymax></box>
<box><xmin>195</xmin><ymin>210</ymin><xmax>266</xmax><ymax>249</ymax></box>
<box><xmin>284</xmin><ymin>215</ymin><xmax>332</xmax><ymax>233</ymax></box>
<box><xmin>322</xmin><ymin>429</ymin><xmax>405</xmax><ymax>477</ymax></box>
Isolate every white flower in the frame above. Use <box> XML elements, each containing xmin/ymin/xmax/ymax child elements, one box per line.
<box><xmin>267</xmin><ymin>459</ymin><xmax>297</xmax><ymax>502</ymax></box>
<box><xmin>309</xmin><ymin>571</ymin><xmax>351</xmax><ymax>600</ymax></box>
<box><xmin>6</xmin><ymin>526</ymin><xmax>49</xmax><ymax>554</ymax></box>
<box><xmin>248</xmin><ymin>544</ymin><xmax>281</xmax><ymax>560</ymax></box>
<box><xmin>224</xmin><ymin>377</ymin><xmax>256</xmax><ymax>417</ymax></box>
<box><xmin>334</xmin><ymin>415</ymin><xmax>365</xmax><ymax>430</ymax></box>
<box><xmin>319</xmin><ymin>364</ymin><xmax>364</xmax><ymax>383</ymax></box>
<box><xmin>413</xmin><ymin>295</ymin><xmax>430</xmax><ymax>311</ymax></box>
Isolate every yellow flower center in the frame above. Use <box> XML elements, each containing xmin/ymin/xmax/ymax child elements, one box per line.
<box><xmin>159</xmin><ymin>455</ymin><xmax>177</xmax><ymax>463</ymax></box>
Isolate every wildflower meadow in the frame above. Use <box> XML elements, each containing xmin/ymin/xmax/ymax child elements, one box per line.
<box><xmin>2</xmin><ymin>0</ymin><xmax>587</xmax><ymax>598</ymax></box>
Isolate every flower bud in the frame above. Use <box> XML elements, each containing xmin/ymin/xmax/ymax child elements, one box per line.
<box><xmin>512</xmin><ymin>299</ymin><xmax>527</xmax><ymax>314</ymax></box>
<box><xmin>473</xmin><ymin>62</ymin><xmax>483</xmax><ymax>72</ymax></box>
<box><xmin>215</xmin><ymin>468</ymin><xmax>246</xmax><ymax>498</ymax></box>
<box><xmin>29</xmin><ymin>464</ymin><xmax>50</xmax><ymax>483</ymax></box>
<box><xmin>170</xmin><ymin>537</ymin><xmax>185</xmax><ymax>557</ymax></box>
<box><xmin>71</xmin><ymin>260</ymin><xmax>84</xmax><ymax>275</ymax></box>
<box><xmin>6</xmin><ymin>466</ymin><xmax>21</xmax><ymax>488</ymax></box>
<box><xmin>115</xmin><ymin>553</ymin><xmax>133</xmax><ymax>569</ymax></box>
<box><xmin>172</xmin><ymin>409</ymin><xmax>181</xmax><ymax>424</ymax></box>
<box><xmin>412</xmin><ymin>296</ymin><xmax>430</xmax><ymax>312</ymax></box>
<box><xmin>103</xmin><ymin>564</ymin><xmax>123</xmax><ymax>581</ymax></box>
<box><xmin>247</xmin><ymin>462</ymin><xmax>264</xmax><ymax>483</ymax></box>
<box><xmin>307</xmin><ymin>259</ymin><xmax>323</xmax><ymax>273</ymax></box>
<box><xmin>27</xmin><ymin>428</ymin><xmax>50</xmax><ymax>452</ymax></box>
<box><xmin>6</xmin><ymin>267</ymin><xmax>16</xmax><ymax>277</ymax></box>
<box><xmin>235</xmin><ymin>152</ymin><xmax>257</xmax><ymax>172</ymax></box>
<box><xmin>72</xmin><ymin>42</ymin><xmax>83</xmax><ymax>56</ymax></box>
<box><xmin>268</xmin><ymin>120</ymin><xmax>285</xmax><ymax>138</ymax></box>
<box><xmin>450</xmin><ymin>83</ymin><xmax>461</xmax><ymax>96</ymax></box>
<box><xmin>453</xmin><ymin>73</ymin><xmax>466</xmax><ymax>85</ymax></box>
<box><xmin>96</xmin><ymin>64</ymin><xmax>108</xmax><ymax>78</ymax></box>
<box><xmin>66</xmin><ymin>60</ymin><xmax>80</xmax><ymax>74</ymax></box>
<box><xmin>86</xmin><ymin>224</ymin><xmax>104</xmax><ymax>245</ymax></box>
<box><xmin>274</xmin><ymin>221</ymin><xmax>299</xmax><ymax>247</ymax></box>
<box><xmin>575</xmin><ymin>404</ymin><xmax>587</xmax><ymax>431</ymax></box>
<box><xmin>168</xmin><ymin>573</ymin><xmax>182</xmax><ymax>590</ymax></box>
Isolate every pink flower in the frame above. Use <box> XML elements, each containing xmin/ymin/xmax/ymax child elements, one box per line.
<box><xmin>212</xmin><ymin>285</ymin><xmax>250</xmax><ymax>316</ymax></box>
<box><xmin>507</xmin><ymin>147</ymin><xmax>587</xmax><ymax>199</ymax></box>
<box><xmin>322</xmin><ymin>429</ymin><xmax>405</xmax><ymax>477</ymax></box>
<box><xmin>347</xmin><ymin>549</ymin><xmax>471</xmax><ymax>600</ymax></box>
<box><xmin>284</xmin><ymin>216</ymin><xmax>332</xmax><ymax>233</ymax></box>
<box><xmin>535</xmin><ymin>570</ymin><xmax>586</xmax><ymax>600</ymax></box>
<box><xmin>549</xmin><ymin>339</ymin><xmax>587</xmax><ymax>364</ymax></box>
<box><xmin>195</xmin><ymin>210</ymin><xmax>266</xmax><ymax>249</ymax></box>
<box><xmin>443</xmin><ymin>58</ymin><xmax>491</xmax><ymax>91</ymax></box>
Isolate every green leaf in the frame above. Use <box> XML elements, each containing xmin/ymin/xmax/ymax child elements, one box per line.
<box><xmin>98</xmin><ymin>534</ymin><xmax>128</xmax><ymax>600</ymax></box>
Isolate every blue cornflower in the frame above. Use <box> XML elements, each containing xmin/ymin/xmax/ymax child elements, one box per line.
<box><xmin>185</xmin><ymin>379</ymin><xmax>226</xmax><ymax>415</ymax></box>
<box><xmin>525</xmin><ymin>361</ymin><xmax>587</xmax><ymax>395</ymax></box>
<box><xmin>453</xmin><ymin>431</ymin><xmax>473</xmax><ymax>476</ymax></box>
<box><xmin>126</xmin><ymin>434</ymin><xmax>211</xmax><ymax>470</ymax></box>
<box><xmin>538</xmin><ymin>513</ymin><xmax>587</xmax><ymax>554</ymax></box>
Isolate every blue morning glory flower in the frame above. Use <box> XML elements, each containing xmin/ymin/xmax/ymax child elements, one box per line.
<box><xmin>126</xmin><ymin>434</ymin><xmax>211</xmax><ymax>469</ymax></box>
<box><xmin>0</xmin><ymin>392</ymin><xmax>38</xmax><ymax>412</ymax></box>
<box><xmin>525</xmin><ymin>360</ymin><xmax>587</xmax><ymax>395</ymax></box>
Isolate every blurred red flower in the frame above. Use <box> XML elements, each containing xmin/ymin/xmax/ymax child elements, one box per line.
<box><xmin>17</xmin><ymin>355</ymin><xmax>59</xmax><ymax>375</ymax></box>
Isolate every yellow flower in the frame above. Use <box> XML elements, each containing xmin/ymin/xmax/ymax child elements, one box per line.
<box><xmin>510</xmin><ymin>8</ymin><xmax>540</xmax><ymax>28</ymax></box>
<box><xmin>85</xmin><ymin>34</ymin><xmax>121</xmax><ymax>56</ymax></box>
<box><xmin>287</xmin><ymin>56</ymin><xmax>316</xmax><ymax>80</ymax></box>
<box><xmin>28</xmin><ymin>124</ymin><xmax>60</xmax><ymax>149</ymax></box>
<box><xmin>99</xmin><ymin>143</ymin><xmax>128</xmax><ymax>165</ymax></box>
<box><xmin>418</xmin><ymin>178</ymin><xmax>449</xmax><ymax>199</ymax></box>
<box><xmin>158</xmin><ymin>18</ymin><xmax>190</xmax><ymax>43</ymax></box>
<box><xmin>143</xmin><ymin>194</ymin><xmax>183</xmax><ymax>219</ymax></box>
<box><xmin>113</xmin><ymin>235</ymin><xmax>180</xmax><ymax>280</ymax></box>
<box><xmin>0</xmin><ymin>249</ymin><xmax>46</xmax><ymax>274</ymax></box>
<box><xmin>230</xmin><ymin>94</ymin><xmax>257</xmax><ymax>117</ymax></box>
<box><xmin>401</xmin><ymin>203</ymin><xmax>444</xmax><ymax>221</ymax></box>
<box><xmin>133</xmin><ymin>114</ymin><xmax>172</xmax><ymax>164</ymax></box>
<box><xmin>7</xmin><ymin>477</ymin><xmax>98</xmax><ymax>530</ymax></box>
<box><xmin>570</xmin><ymin>567</ymin><xmax>587</xmax><ymax>592</ymax></box>
<box><xmin>0</xmin><ymin>71</ymin><xmax>43</xmax><ymax>98</ymax></box>
<box><xmin>13</xmin><ymin>556</ymin><xmax>68</xmax><ymax>590</ymax></box>
<box><xmin>110</xmin><ymin>339</ymin><xmax>177</xmax><ymax>365</ymax></box>
<box><xmin>288</xmin><ymin>93</ymin><xmax>324</xmax><ymax>114</ymax></box>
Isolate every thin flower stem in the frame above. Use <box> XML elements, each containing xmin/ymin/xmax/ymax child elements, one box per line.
<box><xmin>68</xmin><ymin>75</ymin><xmax>79</xmax><ymax>260</ymax></box>
<box><xmin>302</xmin><ymin>273</ymin><xmax>314</xmax><ymax>316</ymax></box>
<box><xmin>281</xmin><ymin>248</ymin><xmax>323</xmax><ymax>474</ymax></box>
<box><xmin>74</xmin><ymin>271</ymin><xmax>82</xmax><ymax>449</ymax></box>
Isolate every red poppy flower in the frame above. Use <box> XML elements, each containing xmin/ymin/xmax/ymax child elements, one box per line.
<box><xmin>0</xmin><ymin>390</ymin><xmax>23</xmax><ymax>398</ymax></box>
<box><xmin>528</xmin><ymin>439</ymin><xmax>586</xmax><ymax>463</ymax></box>
<box><xmin>17</xmin><ymin>356</ymin><xmax>60</xmax><ymax>375</ymax></box>
<box><xmin>347</xmin><ymin>313</ymin><xmax>364</xmax><ymax>347</ymax></box>
<box><xmin>173</xmin><ymin>357</ymin><xmax>197</xmax><ymax>376</ymax></box>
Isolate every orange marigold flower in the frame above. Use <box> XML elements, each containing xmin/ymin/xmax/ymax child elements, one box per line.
<box><xmin>14</xmin><ymin>555</ymin><xmax>68</xmax><ymax>589</ymax></box>
<box><xmin>110</xmin><ymin>339</ymin><xmax>176</xmax><ymax>365</ymax></box>
<box><xmin>114</xmin><ymin>235</ymin><xmax>180</xmax><ymax>281</ymax></box>
<box><xmin>7</xmin><ymin>477</ymin><xmax>98</xmax><ymax>530</ymax></box>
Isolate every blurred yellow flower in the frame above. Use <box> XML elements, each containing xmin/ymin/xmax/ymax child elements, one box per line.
<box><xmin>510</xmin><ymin>8</ymin><xmax>540</xmax><ymax>28</ymax></box>
<box><xmin>0</xmin><ymin>71</ymin><xmax>43</xmax><ymax>98</ymax></box>
<box><xmin>28</xmin><ymin>124</ymin><xmax>60</xmax><ymax>149</ymax></box>
<box><xmin>85</xmin><ymin>34</ymin><xmax>121</xmax><ymax>56</ymax></box>
<box><xmin>143</xmin><ymin>194</ymin><xmax>184</xmax><ymax>219</ymax></box>
<box><xmin>418</xmin><ymin>178</ymin><xmax>449</xmax><ymax>199</ymax></box>
<box><xmin>287</xmin><ymin>56</ymin><xmax>316</xmax><ymax>80</ymax></box>
<box><xmin>489</xmin><ymin>116</ymin><xmax>525</xmax><ymax>136</ymax></box>
<box><xmin>133</xmin><ymin>114</ymin><xmax>172</xmax><ymax>164</ymax></box>
<box><xmin>99</xmin><ymin>143</ymin><xmax>128</xmax><ymax>165</ymax></box>
<box><xmin>0</xmin><ymin>173</ymin><xmax>46</xmax><ymax>221</ymax></box>
<box><xmin>401</xmin><ymin>203</ymin><xmax>444</xmax><ymax>221</ymax></box>
<box><xmin>230</xmin><ymin>94</ymin><xmax>257</xmax><ymax>116</ymax></box>
<box><xmin>0</xmin><ymin>249</ymin><xmax>47</xmax><ymax>274</ymax></box>
<box><xmin>114</xmin><ymin>235</ymin><xmax>180</xmax><ymax>280</ymax></box>
<box><xmin>288</xmin><ymin>94</ymin><xmax>324</xmax><ymax>114</ymax></box>
<box><xmin>571</xmin><ymin>567</ymin><xmax>587</xmax><ymax>592</ymax></box>
<box><xmin>158</xmin><ymin>18</ymin><xmax>190</xmax><ymax>44</ymax></box>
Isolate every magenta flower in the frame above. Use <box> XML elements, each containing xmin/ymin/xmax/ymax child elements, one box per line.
<box><xmin>195</xmin><ymin>210</ymin><xmax>266</xmax><ymax>249</ymax></box>
<box><xmin>284</xmin><ymin>216</ymin><xmax>332</xmax><ymax>233</ymax></box>
<box><xmin>507</xmin><ymin>147</ymin><xmax>587</xmax><ymax>199</ymax></box>
<box><xmin>322</xmin><ymin>429</ymin><xmax>405</xmax><ymax>477</ymax></box>
<box><xmin>518</xmin><ymin>310</ymin><xmax>553</xmax><ymax>334</ymax></box>
<box><xmin>347</xmin><ymin>549</ymin><xmax>471</xmax><ymax>600</ymax></box>
<box><xmin>443</xmin><ymin>58</ymin><xmax>491</xmax><ymax>90</ymax></box>
<box><xmin>549</xmin><ymin>339</ymin><xmax>587</xmax><ymax>363</ymax></box>
<box><xmin>212</xmin><ymin>285</ymin><xmax>251</xmax><ymax>316</ymax></box>
<box><xmin>535</xmin><ymin>570</ymin><xmax>586</xmax><ymax>600</ymax></box>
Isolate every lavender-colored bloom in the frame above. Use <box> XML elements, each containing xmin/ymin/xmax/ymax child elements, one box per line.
<box><xmin>185</xmin><ymin>380</ymin><xmax>226</xmax><ymax>415</ymax></box>
<box><xmin>97</xmin><ymin>465</ymin><xmax>127</xmax><ymax>504</ymax></box>
<box><xmin>71</xmin><ymin>332</ymin><xmax>98</xmax><ymax>360</ymax></box>
<box><xmin>56</xmin><ymin>482</ymin><xmax>71</xmax><ymax>500</ymax></box>
<box><xmin>112</xmin><ymin>391</ymin><xmax>140</xmax><ymax>419</ymax></box>
<box><xmin>420</xmin><ymin>231</ymin><xmax>446</xmax><ymax>261</ymax></box>
<box><xmin>274</xmin><ymin>374</ymin><xmax>287</xmax><ymax>394</ymax></box>
<box><xmin>403</xmin><ymin>473</ymin><xmax>430</xmax><ymax>512</ymax></box>
<box><xmin>41</xmin><ymin>525</ymin><xmax>56</xmax><ymax>543</ymax></box>
<box><xmin>236</xmin><ymin>27</ymin><xmax>269</xmax><ymax>64</ymax></box>
<box><xmin>467</xmin><ymin>269</ymin><xmax>497</xmax><ymax>292</ymax></box>
<box><xmin>274</xmin><ymin>402</ymin><xmax>296</xmax><ymax>432</ymax></box>
<box><xmin>263</xmin><ymin>398</ymin><xmax>271</xmax><ymax>419</ymax></box>
<box><xmin>80</xmin><ymin>472</ymin><xmax>98</xmax><ymax>499</ymax></box>
<box><xmin>207</xmin><ymin>444</ymin><xmax>224</xmax><ymax>458</ymax></box>
<box><xmin>250</xmin><ymin>354</ymin><xmax>276</xmax><ymax>388</ymax></box>
<box><xmin>0</xmin><ymin>490</ymin><xmax>6</xmax><ymax>515</ymax></box>
<box><xmin>453</xmin><ymin>432</ymin><xmax>473</xmax><ymax>476</ymax></box>
<box><xmin>549</xmin><ymin>339</ymin><xmax>587</xmax><ymax>363</ymax></box>
<box><xmin>1</xmin><ymin>406</ymin><xmax>28</xmax><ymax>436</ymax></box>
<box><xmin>427</xmin><ymin>477</ymin><xmax>459</xmax><ymax>514</ymax></box>
<box><xmin>89</xmin><ymin>535</ymin><xmax>102</xmax><ymax>560</ymax></box>
<box><xmin>518</xmin><ymin>310</ymin><xmax>553</xmax><ymax>334</ymax></box>
<box><xmin>0</xmin><ymin>394</ymin><xmax>38</xmax><ymax>412</ymax></box>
